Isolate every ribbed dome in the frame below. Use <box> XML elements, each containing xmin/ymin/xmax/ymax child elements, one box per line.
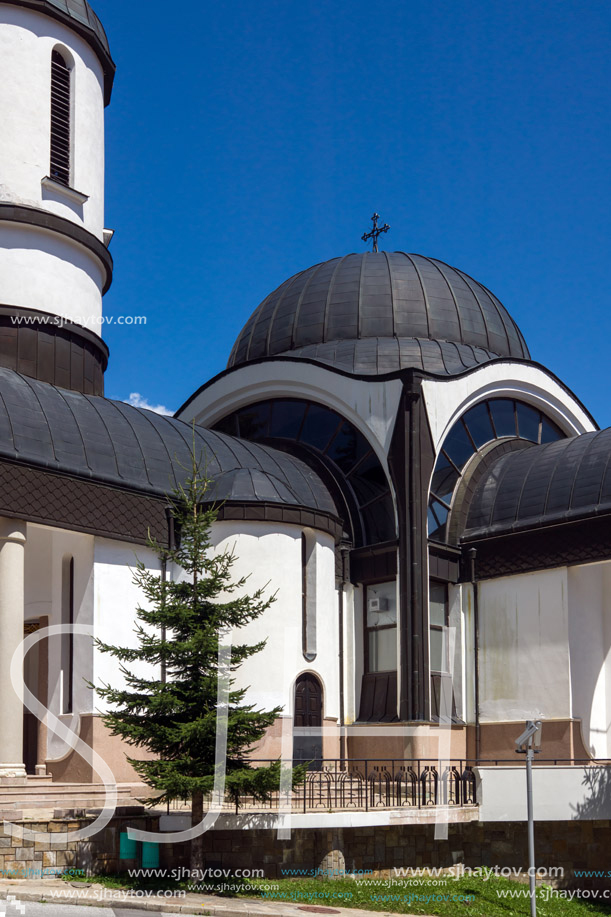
<box><xmin>228</xmin><ymin>252</ymin><xmax>530</xmax><ymax>376</ymax></box>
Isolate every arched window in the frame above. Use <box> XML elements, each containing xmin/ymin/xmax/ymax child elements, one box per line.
<box><xmin>428</xmin><ymin>398</ymin><xmax>565</xmax><ymax>543</ymax></box>
<box><xmin>213</xmin><ymin>398</ymin><xmax>395</xmax><ymax>546</ymax></box>
<box><xmin>50</xmin><ymin>50</ymin><xmax>71</xmax><ymax>186</ymax></box>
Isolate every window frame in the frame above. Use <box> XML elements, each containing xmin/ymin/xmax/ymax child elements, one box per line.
<box><xmin>364</xmin><ymin>580</ymin><xmax>398</xmax><ymax>674</ymax></box>
<box><xmin>429</xmin><ymin>579</ymin><xmax>449</xmax><ymax>676</ymax></box>
<box><xmin>428</xmin><ymin>398</ymin><xmax>565</xmax><ymax>544</ymax></box>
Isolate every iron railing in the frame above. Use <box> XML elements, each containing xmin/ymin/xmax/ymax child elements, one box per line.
<box><xmin>169</xmin><ymin>759</ymin><xmax>477</xmax><ymax>813</ymax></box>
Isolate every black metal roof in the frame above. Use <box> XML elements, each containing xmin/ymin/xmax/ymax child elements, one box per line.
<box><xmin>2</xmin><ymin>0</ymin><xmax>115</xmax><ymax>104</ymax></box>
<box><xmin>228</xmin><ymin>252</ymin><xmax>530</xmax><ymax>375</ymax></box>
<box><xmin>464</xmin><ymin>429</ymin><xmax>611</xmax><ymax>538</ymax></box>
<box><xmin>281</xmin><ymin>338</ymin><xmax>500</xmax><ymax>375</ymax></box>
<box><xmin>0</xmin><ymin>369</ymin><xmax>337</xmax><ymax>515</ymax></box>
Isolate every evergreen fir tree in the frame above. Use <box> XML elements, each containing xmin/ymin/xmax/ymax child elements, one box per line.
<box><xmin>95</xmin><ymin>455</ymin><xmax>294</xmax><ymax>868</ymax></box>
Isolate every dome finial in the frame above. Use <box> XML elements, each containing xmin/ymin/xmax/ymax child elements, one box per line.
<box><xmin>362</xmin><ymin>212</ymin><xmax>390</xmax><ymax>252</ymax></box>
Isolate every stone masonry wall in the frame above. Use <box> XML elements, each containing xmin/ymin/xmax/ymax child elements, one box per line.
<box><xmin>0</xmin><ymin>817</ymin><xmax>609</xmax><ymax>883</ymax></box>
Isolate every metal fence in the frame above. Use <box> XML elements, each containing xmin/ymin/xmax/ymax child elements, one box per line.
<box><xmin>169</xmin><ymin>759</ymin><xmax>477</xmax><ymax>813</ymax></box>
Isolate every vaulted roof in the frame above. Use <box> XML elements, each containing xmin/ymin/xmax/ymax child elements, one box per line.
<box><xmin>464</xmin><ymin>429</ymin><xmax>611</xmax><ymax>539</ymax></box>
<box><xmin>0</xmin><ymin>369</ymin><xmax>338</xmax><ymax>517</ymax></box>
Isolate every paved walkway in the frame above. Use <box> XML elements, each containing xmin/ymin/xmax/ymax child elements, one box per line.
<box><xmin>0</xmin><ymin>879</ymin><xmax>428</xmax><ymax>917</ymax></box>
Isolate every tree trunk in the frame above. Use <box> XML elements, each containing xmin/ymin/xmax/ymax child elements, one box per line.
<box><xmin>190</xmin><ymin>790</ymin><xmax>204</xmax><ymax>871</ymax></box>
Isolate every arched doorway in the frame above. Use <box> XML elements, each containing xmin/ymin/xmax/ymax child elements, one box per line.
<box><xmin>293</xmin><ymin>673</ymin><xmax>323</xmax><ymax>768</ymax></box>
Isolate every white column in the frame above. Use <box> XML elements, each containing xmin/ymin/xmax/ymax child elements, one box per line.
<box><xmin>0</xmin><ymin>518</ymin><xmax>27</xmax><ymax>780</ymax></box>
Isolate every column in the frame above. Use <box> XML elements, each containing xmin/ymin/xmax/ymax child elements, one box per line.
<box><xmin>0</xmin><ymin>517</ymin><xmax>27</xmax><ymax>780</ymax></box>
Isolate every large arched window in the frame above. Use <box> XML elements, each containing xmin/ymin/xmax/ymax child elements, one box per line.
<box><xmin>50</xmin><ymin>49</ymin><xmax>72</xmax><ymax>186</ymax></box>
<box><xmin>428</xmin><ymin>398</ymin><xmax>565</xmax><ymax>542</ymax></box>
<box><xmin>214</xmin><ymin>399</ymin><xmax>395</xmax><ymax>546</ymax></box>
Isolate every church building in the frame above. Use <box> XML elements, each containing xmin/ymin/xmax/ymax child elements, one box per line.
<box><xmin>0</xmin><ymin>0</ymin><xmax>609</xmax><ymax>803</ymax></box>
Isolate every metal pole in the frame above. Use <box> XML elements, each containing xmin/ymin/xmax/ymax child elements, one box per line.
<box><xmin>526</xmin><ymin>746</ymin><xmax>536</xmax><ymax>917</ymax></box>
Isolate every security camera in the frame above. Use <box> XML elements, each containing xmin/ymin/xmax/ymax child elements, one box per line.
<box><xmin>515</xmin><ymin>720</ymin><xmax>542</xmax><ymax>752</ymax></box>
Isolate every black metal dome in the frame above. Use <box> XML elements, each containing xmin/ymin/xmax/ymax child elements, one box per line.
<box><xmin>228</xmin><ymin>252</ymin><xmax>530</xmax><ymax>376</ymax></box>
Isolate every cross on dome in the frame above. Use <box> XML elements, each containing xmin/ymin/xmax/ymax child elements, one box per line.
<box><xmin>362</xmin><ymin>212</ymin><xmax>390</xmax><ymax>252</ymax></box>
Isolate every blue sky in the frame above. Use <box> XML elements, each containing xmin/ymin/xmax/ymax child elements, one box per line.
<box><xmin>95</xmin><ymin>0</ymin><xmax>611</xmax><ymax>425</ymax></box>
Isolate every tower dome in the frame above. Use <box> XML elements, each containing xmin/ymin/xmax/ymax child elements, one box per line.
<box><xmin>229</xmin><ymin>252</ymin><xmax>530</xmax><ymax>376</ymax></box>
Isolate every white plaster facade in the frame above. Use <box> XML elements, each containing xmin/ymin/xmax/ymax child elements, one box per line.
<box><xmin>0</xmin><ymin>3</ymin><xmax>108</xmax><ymax>333</ymax></box>
<box><xmin>478</xmin><ymin>569</ymin><xmax>571</xmax><ymax>723</ymax></box>
<box><xmin>568</xmin><ymin>561</ymin><xmax>611</xmax><ymax>758</ymax></box>
<box><xmin>0</xmin><ymin>5</ymin><xmax>106</xmax><ymax>233</ymax></box>
<box><xmin>476</xmin><ymin>765</ymin><xmax>611</xmax><ymax>821</ymax></box>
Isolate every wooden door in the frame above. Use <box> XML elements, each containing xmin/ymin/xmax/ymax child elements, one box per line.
<box><xmin>293</xmin><ymin>674</ymin><xmax>323</xmax><ymax>767</ymax></box>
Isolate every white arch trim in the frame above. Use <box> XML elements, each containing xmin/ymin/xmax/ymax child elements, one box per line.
<box><xmin>421</xmin><ymin>361</ymin><xmax>596</xmax><ymax>454</ymax></box>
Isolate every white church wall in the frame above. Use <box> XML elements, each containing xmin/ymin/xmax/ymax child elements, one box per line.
<box><xmin>567</xmin><ymin>561</ymin><xmax>611</xmax><ymax>758</ymax></box>
<box><xmin>92</xmin><ymin>537</ymin><xmax>161</xmax><ymax>714</ymax></box>
<box><xmin>478</xmin><ymin>568</ymin><xmax>571</xmax><ymax>722</ymax></box>
<box><xmin>0</xmin><ymin>223</ymin><xmax>104</xmax><ymax>327</ymax></box>
<box><xmin>0</xmin><ymin>4</ymin><xmax>106</xmax><ymax>236</ymax></box>
<box><xmin>178</xmin><ymin>361</ymin><xmax>403</xmax><ymax>461</ymax></box>
<box><xmin>421</xmin><ymin>362</ymin><xmax>595</xmax><ymax>456</ymax></box>
<box><xmin>24</xmin><ymin>523</ymin><xmax>53</xmax><ymax>624</ymax></box>
<box><xmin>447</xmin><ymin>583</ymin><xmax>466</xmax><ymax>722</ymax></box>
<box><xmin>209</xmin><ymin>521</ymin><xmax>340</xmax><ymax>721</ymax></box>
<box><xmin>343</xmin><ymin>583</ymin><xmax>361</xmax><ymax>725</ymax></box>
<box><xmin>477</xmin><ymin>764</ymin><xmax>611</xmax><ymax>821</ymax></box>
<box><xmin>90</xmin><ymin>522</ymin><xmax>339</xmax><ymax>737</ymax></box>
<box><xmin>23</xmin><ymin>524</ymin><xmax>95</xmax><ymax>761</ymax></box>
<box><xmin>461</xmin><ymin>583</ymin><xmax>476</xmax><ymax>726</ymax></box>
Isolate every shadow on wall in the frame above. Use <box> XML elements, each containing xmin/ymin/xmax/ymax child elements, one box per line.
<box><xmin>571</xmin><ymin>765</ymin><xmax>611</xmax><ymax>820</ymax></box>
<box><xmin>559</xmin><ymin>766</ymin><xmax>611</xmax><ymax>890</ymax></box>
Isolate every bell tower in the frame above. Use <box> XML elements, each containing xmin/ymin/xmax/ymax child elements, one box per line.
<box><xmin>0</xmin><ymin>0</ymin><xmax>115</xmax><ymax>394</ymax></box>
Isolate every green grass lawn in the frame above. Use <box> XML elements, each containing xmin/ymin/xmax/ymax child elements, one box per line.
<box><xmin>65</xmin><ymin>872</ymin><xmax>611</xmax><ymax>917</ymax></box>
<box><xmin>234</xmin><ymin>876</ymin><xmax>611</xmax><ymax>917</ymax></box>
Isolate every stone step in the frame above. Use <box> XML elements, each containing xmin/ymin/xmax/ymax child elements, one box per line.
<box><xmin>0</xmin><ymin>781</ymin><xmax>151</xmax><ymax>814</ymax></box>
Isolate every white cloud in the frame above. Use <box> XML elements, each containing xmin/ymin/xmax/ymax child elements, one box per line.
<box><xmin>126</xmin><ymin>392</ymin><xmax>174</xmax><ymax>416</ymax></box>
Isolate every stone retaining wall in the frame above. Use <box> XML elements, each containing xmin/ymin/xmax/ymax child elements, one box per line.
<box><xmin>0</xmin><ymin>817</ymin><xmax>608</xmax><ymax>881</ymax></box>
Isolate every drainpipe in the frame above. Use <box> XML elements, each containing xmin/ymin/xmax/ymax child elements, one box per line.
<box><xmin>338</xmin><ymin>543</ymin><xmax>350</xmax><ymax>768</ymax></box>
<box><xmin>161</xmin><ymin>507</ymin><xmax>176</xmax><ymax>685</ymax></box>
<box><xmin>407</xmin><ymin>378</ymin><xmax>423</xmax><ymax>719</ymax></box>
<box><xmin>467</xmin><ymin>547</ymin><xmax>480</xmax><ymax>764</ymax></box>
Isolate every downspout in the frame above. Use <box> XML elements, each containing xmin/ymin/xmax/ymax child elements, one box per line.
<box><xmin>338</xmin><ymin>543</ymin><xmax>350</xmax><ymax>767</ymax></box>
<box><xmin>468</xmin><ymin>547</ymin><xmax>480</xmax><ymax>763</ymax></box>
<box><xmin>161</xmin><ymin>554</ymin><xmax>167</xmax><ymax>684</ymax></box>
<box><xmin>161</xmin><ymin>506</ymin><xmax>176</xmax><ymax>685</ymax></box>
<box><xmin>407</xmin><ymin>378</ymin><xmax>423</xmax><ymax>718</ymax></box>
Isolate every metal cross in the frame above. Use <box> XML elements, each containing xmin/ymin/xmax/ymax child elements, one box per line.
<box><xmin>362</xmin><ymin>213</ymin><xmax>390</xmax><ymax>252</ymax></box>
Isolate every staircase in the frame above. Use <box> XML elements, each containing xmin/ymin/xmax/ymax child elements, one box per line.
<box><xmin>0</xmin><ymin>777</ymin><xmax>154</xmax><ymax>819</ymax></box>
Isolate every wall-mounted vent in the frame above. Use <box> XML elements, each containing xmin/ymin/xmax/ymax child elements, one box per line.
<box><xmin>50</xmin><ymin>50</ymin><xmax>71</xmax><ymax>186</ymax></box>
